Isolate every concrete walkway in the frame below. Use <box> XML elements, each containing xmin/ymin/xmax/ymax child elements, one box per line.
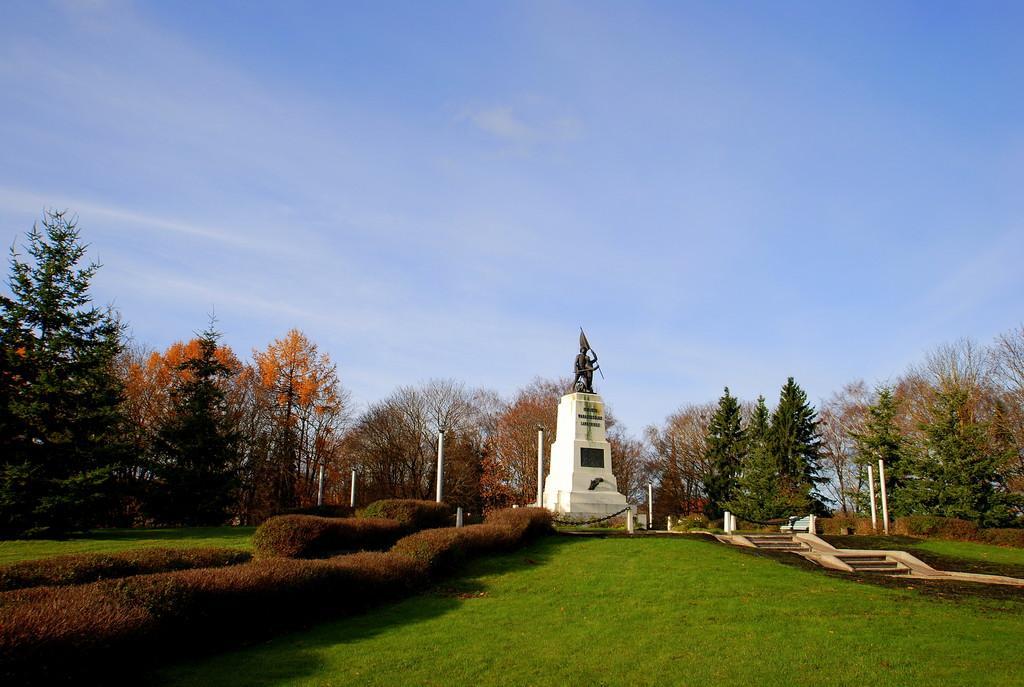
<box><xmin>716</xmin><ymin>532</ymin><xmax>1024</xmax><ymax>587</ymax></box>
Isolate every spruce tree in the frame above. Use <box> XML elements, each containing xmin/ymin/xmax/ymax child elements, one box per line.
<box><xmin>901</xmin><ymin>388</ymin><xmax>1015</xmax><ymax>526</ymax></box>
<box><xmin>0</xmin><ymin>211</ymin><xmax>125</xmax><ymax>537</ymax></box>
<box><xmin>151</xmin><ymin>323</ymin><xmax>240</xmax><ymax>525</ymax></box>
<box><xmin>703</xmin><ymin>387</ymin><xmax>744</xmax><ymax>518</ymax></box>
<box><xmin>851</xmin><ymin>387</ymin><xmax>906</xmax><ymax>514</ymax></box>
<box><xmin>768</xmin><ymin>377</ymin><xmax>824</xmax><ymax>513</ymax></box>
<box><xmin>727</xmin><ymin>396</ymin><xmax>800</xmax><ymax>520</ymax></box>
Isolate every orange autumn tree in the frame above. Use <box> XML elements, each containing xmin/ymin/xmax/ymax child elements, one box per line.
<box><xmin>250</xmin><ymin>329</ymin><xmax>349</xmax><ymax>516</ymax></box>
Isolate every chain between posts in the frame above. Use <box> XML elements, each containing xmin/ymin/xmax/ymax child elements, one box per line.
<box><xmin>552</xmin><ymin>506</ymin><xmax>632</xmax><ymax>527</ymax></box>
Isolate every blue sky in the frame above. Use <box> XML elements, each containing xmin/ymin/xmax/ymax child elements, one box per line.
<box><xmin>2</xmin><ymin>1</ymin><xmax>1022</xmax><ymax>434</ymax></box>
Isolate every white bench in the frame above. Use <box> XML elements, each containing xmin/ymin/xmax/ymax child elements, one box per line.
<box><xmin>779</xmin><ymin>515</ymin><xmax>814</xmax><ymax>533</ymax></box>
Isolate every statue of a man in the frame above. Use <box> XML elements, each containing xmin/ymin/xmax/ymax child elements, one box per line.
<box><xmin>573</xmin><ymin>341</ymin><xmax>599</xmax><ymax>393</ymax></box>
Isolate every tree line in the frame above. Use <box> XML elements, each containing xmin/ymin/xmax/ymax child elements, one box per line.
<box><xmin>1</xmin><ymin>212</ymin><xmax>1021</xmax><ymax>536</ymax></box>
<box><xmin>650</xmin><ymin>340</ymin><xmax>1024</xmax><ymax>527</ymax></box>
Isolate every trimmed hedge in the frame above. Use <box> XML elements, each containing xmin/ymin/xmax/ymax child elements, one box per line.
<box><xmin>360</xmin><ymin>499</ymin><xmax>452</xmax><ymax>530</ymax></box>
<box><xmin>892</xmin><ymin>516</ymin><xmax>980</xmax><ymax>540</ymax></box>
<box><xmin>979</xmin><ymin>528</ymin><xmax>1024</xmax><ymax>547</ymax></box>
<box><xmin>0</xmin><ymin>506</ymin><xmax>552</xmax><ymax>684</ymax></box>
<box><xmin>815</xmin><ymin>516</ymin><xmax>876</xmax><ymax>536</ymax></box>
<box><xmin>392</xmin><ymin>508</ymin><xmax>553</xmax><ymax>574</ymax></box>
<box><xmin>0</xmin><ymin>547</ymin><xmax>251</xmax><ymax>592</ymax></box>
<box><xmin>252</xmin><ymin>515</ymin><xmax>404</xmax><ymax>559</ymax></box>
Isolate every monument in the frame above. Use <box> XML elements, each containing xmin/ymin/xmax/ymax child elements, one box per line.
<box><xmin>542</xmin><ymin>330</ymin><xmax>629</xmax><ymax>519</ymax></box>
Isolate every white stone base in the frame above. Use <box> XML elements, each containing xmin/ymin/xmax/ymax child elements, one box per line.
<box><xmin>542</xmin><ymin>392</ymin><xmax>628</xmax><ymax>520</ymax></box>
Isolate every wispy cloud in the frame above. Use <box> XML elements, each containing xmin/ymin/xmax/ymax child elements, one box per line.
<box><xmin>459</xmin><ymin>104</ymin><xmax>582</xmax><ymax>145</ymax></box>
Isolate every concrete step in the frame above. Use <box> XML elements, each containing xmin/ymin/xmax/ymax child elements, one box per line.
<box><xmin>754</xmin><ymin>543</ymin><xmax>807</xmax><ymax>550</ymax></box>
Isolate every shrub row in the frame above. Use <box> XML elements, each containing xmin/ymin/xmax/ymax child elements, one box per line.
<box><xmin>253</xmin><ymin>499</ymin><xmax>453</xmax><ymax>559</ymax></box>
<box><xmin>393</xmin><ymin>508</ymin><xmax>554</xmax><ymax>574</ymax></box>
<box><xmin>891</xmin><ymin>515</ymin><xmax>980</xmax><ymax>539</ymax></box>
<box><xmin>0</xmin><ymin>547</ymin><xmax>251</xmax><ymax>592</ymax></box>
<box><xmin>252</xmin><ymin>515</ymin><xmax>404</xmax><ymax>558</ymax></box>
<box><xmin>359</xmin><ymin>499</ymin><xmax>452</xmax><ymax>530</ymax></box>
<box><xmin>0</xmin><ymin>507</ymin><xmax>553</xmax><ymax>684</ymax></box>
<box><xmin>815</xmin><ymin>516</ymin><xmax>876</xmax><ymax>536</ymax></box>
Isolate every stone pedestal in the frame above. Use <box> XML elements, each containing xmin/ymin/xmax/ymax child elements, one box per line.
<box><xmin>542</xmin><ymin>392</ymin><xmax>628</xmax><ymax>519</ymax></box>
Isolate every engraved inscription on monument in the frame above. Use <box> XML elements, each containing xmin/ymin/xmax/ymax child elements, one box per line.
<box><xmin>580</xmin><ymin>447</ymin><xmax>605</xmax><ymax>468</ymax></box>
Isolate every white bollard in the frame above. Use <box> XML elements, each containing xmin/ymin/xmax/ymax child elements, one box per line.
<box><xmin>648</xmin><ymin>483</ymin><xmax>654</xmax><ymax>531</ymax></box>
<box><xmin>317</xmin><ymin>464</ymin><xmax>325</xmax><ymax>507</ymax></box>
<box><xmin>868</xmin><ymin>464</ymin><xmax>878</xmax><ymax>531</ymax></box>
<box><xmin>878</xmin><ymin>459</ymin><xmax>890</xmax><ymax>535</ymax></box>
<box><xmin>809</xmin><ymin>514</ymin><xmax>816</xmax><ymax>535</ymax></box>
<box><xmin>626</xmin><ymin>507</ymin><xmax>635</xmax><ymax>534</ymax></box>
<box><xmin>667</xmin><ymin>516</ymin><xmax>674</xmax><ymax>531</ymax></box>
<box><xmin>731</xmin><ymin>513</ymin><xmax>737</xmax><ymax>533</ymax></box>
<box><xmin>456</xmin><ymin>507</ymin><xmax>464</xmax><ymax>528</ymax></box>
<box><xmin>722</xmin><ymin>510</ymin><xmax>730</xmax><ymax>534</ymax></box>
<box><xmin>435</xmin><ymin>430</ymin><xmax>445</xmax><ymax>503</ymax></box>
<box><xmin>349</xmin><ymin>469</ymin><xmax>356</xmax><ymax>508</ymax></box>
<box><xmin>536</xmin><ymin>427</ymin><xmax>545</xmax><ymax>507</ymax></box>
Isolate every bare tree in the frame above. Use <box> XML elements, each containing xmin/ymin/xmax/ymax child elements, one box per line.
<box><xmin>818</xmin><ymin>381</ymin><xmax>873</xmax><ymax>514</ymax></box>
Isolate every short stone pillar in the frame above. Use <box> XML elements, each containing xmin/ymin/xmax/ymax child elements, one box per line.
<box><xmin>456</xmin><ymin>507</ymin><xmax>464</xmax><ymax>528</ymax></box>
<box><xmin>626</xmin><ymin>507</ymin><xmax>635</xmax><ymax>534</ymax></box>
<box><xmin>667</xmin><ymin>516</ymin><xmax>674</xmax><ymax>531</ymax></box>
<box><xmin>723</xmin><ymin>510</ymin><xmax>733</xmax><ymax>534</ymax></box>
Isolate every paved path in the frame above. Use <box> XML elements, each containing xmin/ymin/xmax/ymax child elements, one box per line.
<box><xmin>716</xmin><ymin>532</ymin><xmax>1024</xmax><ymax>587</ymax></box>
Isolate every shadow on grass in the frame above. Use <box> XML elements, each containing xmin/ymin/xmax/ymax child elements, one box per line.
<box><xmin>149</xmin><ymin>536</ymin><xmax>583</xmax><ymax>687</ymax></box>
<box><xmin>73</xmin><ymin>526</ymin><xmax>254</xmax><ymax>542</ymax></box>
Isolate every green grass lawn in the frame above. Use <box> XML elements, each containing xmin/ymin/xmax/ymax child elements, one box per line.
<box><xmin>156</xmin><ymin>535</ymin><xmax>1024</xmax><ymax>687</ymax></box>
<box><xmin>0</xmin><ymin>526</ymin><xmax>254</xmax><ymax>565</ymax></box>
<box><xmin>912</xmin><ymin>538</ymin><xmax>1024</xmax><ymax>566</ymax></box>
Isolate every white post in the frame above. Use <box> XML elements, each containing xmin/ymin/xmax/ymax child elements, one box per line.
<box><xmin>667</xmin><ymin>516</ymin><xmax>674</xmax><ymax>531</ymax></box>
<box><xmin>878</xmin><ymin>459</ymin><xmax>890</xmax><ymax>535</ymax></box>
<box><xmin>435</xmin><ymin>429</ymin><xmax>445</xmax><ymax>503</ymax></box>
<box><xmin>723</xmin><ymin>510</ymin><xmax>732</xmax><ymax>534</ymax></box>
<box><xmin>868</xmin><ymin>464</ymin><xmax>878</xmax><ymax>531</ymax></box>
<box><xmin>456</xmin><ymin>507</ymin><xmax>464</xmax><ymax>528</ymax></box>
<box><xmin>536</xmin><ymin>427</ymin><xmax>544</xmax><ymax>507</ymax></box>
<box><xmin>647</xmin><ymin>483</ymin><xmax>654</xmax><ymax>530</ymax></box>
<box><xmin>317</xmin><ymin>464</ymin><xmax>325</xmax><ymax>506</ymax></box>
<box><xmin>809</xmin><ymin>514</ymin><xmax>816</xmax><ymax>535</ymax></box>
<box><xmin>349</xmin><ymin>469</ymin><xmax>356</xmax><ymax>508</ymax></box>
<box><xmin>626</xmin><ymin>507</ymin><xmax>635</xmax><ymax>534</ymax></box>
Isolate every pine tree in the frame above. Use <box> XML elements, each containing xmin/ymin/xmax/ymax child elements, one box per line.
<box><xmin>727</xmin><ymin>396</ymin><xmax>798</xmax><ymax>520</ymax></box>
<box><xmin>851</xmin><ymin>386</ymin><xmax>906</xmax><ymax>514</ymax></box>
<box><xmin>703</xmin><ymin>387</ymin><xmax>744</xmax><ymax>518</ymax></box>
<box><xmin>768</xmin><ymin>377</ymin><xmax>824</xmax><ymax>513</ymax></box>
<box><xmin>0</xmin><ymin>211</ymin><xmax>126</xmax><ymax>537</ymax></box>
<box><xmin>901</xmin><ymin>388</ymin><xmax>1015</xmax><ymax>526</ymax></box>
<box><xmin>150</xmin><ymin>322</ymin><xmax>240</xmax><ymax>525</ymax></box>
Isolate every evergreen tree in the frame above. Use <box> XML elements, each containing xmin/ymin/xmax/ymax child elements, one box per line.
<box><xmin>727</xmin><ymin>396</ymin><xmax>796</xmax><ymax>519</ymax></box>
<box><xmin>703</xmin><ymin>387</ymin><xmax>744</xmax><ymax>518</ymax></box>
<box><xmin>151</xmin><ymin>323</ymin><xmax>240</xmax><ymax>525</ymax></box>
<box><xmin>0</xmin><ymin>211</ymin><xmax>125</xmax><ymax>537</ymax></box>
<box><xmin>851</xmin><ymin>386</ymin><xmax>906</xmax><ymax>514</ymax></box>
<box><xmin>901</xmin><ymin>388</ymin><xmax>1016</xmax><ymax>526</ymax></box>
<box><xmin>768</xmin><ymin>377</ymin><xmax>824</xmax><ymax>513</ymax></box>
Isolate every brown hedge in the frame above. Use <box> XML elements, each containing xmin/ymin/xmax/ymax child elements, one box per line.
<box><xmin>815</xmin><ymin>516</ymin><xmax>876</xmax><ymax>536</ymax></box>
<box><xmin>359</xmin><ymin>499</ymin><xmax>452</xmax><ymax>530</ymax></box>
<box><xmin>892</xmin><ymin>516</ymin><xmax>980</xmax><ymax>540</ymax></box>
<box><xmin>252</xmin><ymin>515</ymin><xmax>404</xmax><ymax>558</ymax></box>
<box><xmin>978</xmin><ymin>528</ymin><xmax>1024</xmax><ymax>547</ymax></box>
<box><xmin>0</xmin><ymin>506</ymin><xmax>551</xmax><ymax>684</ymax></box>
<box><xmin>0</xmin><ymin>547</ymin><xmax>251</xmax><ymax>592</ymax></box>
